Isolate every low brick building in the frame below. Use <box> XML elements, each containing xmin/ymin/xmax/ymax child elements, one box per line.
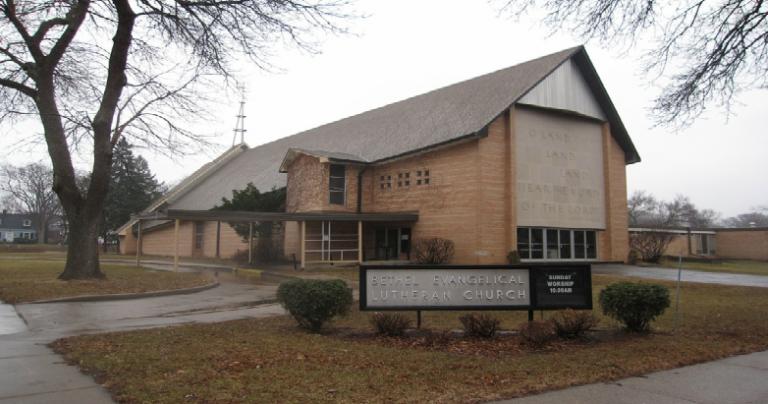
<box><xmin>629</xmin><ymin>227</ymin><xmax>768</xmax><ymax>261</ymax></box>
<box><xmin>119</xmin><ymin>46</ymin><xmax>641</xmax><ymax>266</ymax></box>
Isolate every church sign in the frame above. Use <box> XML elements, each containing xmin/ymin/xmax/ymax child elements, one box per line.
<box><xmin>359</xmin><ymin>264</ymin><xmax>591</xmax><ymax>311</ymax></box>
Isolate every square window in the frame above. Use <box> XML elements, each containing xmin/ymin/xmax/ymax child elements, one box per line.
<box><xmin>424</xmin><ymin>178</ymin><xmax>430</xmax><ymax>185</ymax></box>
<box><xmin>417</xmin><ymin>179</ymin><xmax>422</xmax><ymax>185</ymax></box>
<box><xmin>387</xmin><ymin>175</ymin><xmax>391</xmax><ymax>180</ymax></box>
<box><xmin>398</xmin><ymin>173</ymin><xmax>402</xmax><ymax>178</ymax></box>
<box><xmin>417</xmin><ymin>171</ymin><xmax>422</xmax><ymax>176</ymax></box>
<box><xmin>397</xmin><ymin>181</ymin><xmax>402</xmax><ymax>187</ymax></box>
<box><xmin>405</xmin><ymin>180</ymin><xmax>410</xmax><ymax>186</ymax></box>
<box><xmin>424</xmin><ymin>170</ymin><xmax>429</xmax><ymax>176</ymax></box>
<box><xmin>380</xmin><ymin>175</ymin><xmax>384</xmax><ymax>181</ymax></box>
<box><xmin>380</xmin><ymin>184</ymin><xmax>384</xmax><ymax>190</ymax></box>
<box><xmin>405</xmin><ymin>172</ymin><xmax>410</xmax><ymax>178</ymax></box>
<box><xmin>387</xmin><ymin>183</ymin><xmax>391</xmax><ymax>188</ymax></box>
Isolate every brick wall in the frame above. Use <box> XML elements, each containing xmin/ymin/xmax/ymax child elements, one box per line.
<box><xmin>119</xmin><ymin>227</ymin><xmax>137</xmax><ymax>255</ymax></box>
<box><xmin>286</xmin><ymin>154</ymin><xmax>361</xmax><ymax>213</ymax></box>
<box><xmin>362</xmin><ymin>136</ymin><xmax>484</xmax><ymax>263</ymax></box>
<box><xmin>140</xmin><ymin>221</ymin><xmax>194</xmax><ymax>257</ymax></box>
<box><xmin>600</xmin><ymin>125</ymin><xmax>630</xmax><ymax>262</ymax></box>
<box><xmin>716</xmin><ymin>230</ymin><xmax>768</xmax><ymax>260</ymax></box>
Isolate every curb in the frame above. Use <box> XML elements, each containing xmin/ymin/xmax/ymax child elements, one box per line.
<box><xmin>28</xmin><ymin>281</ymin><xmax>220</xmax><ymax>304</ymax></box>
<box><xmin>260</xmin><ymin>271</ymin><xmax>303</xmax><ymax>283</ymax></box>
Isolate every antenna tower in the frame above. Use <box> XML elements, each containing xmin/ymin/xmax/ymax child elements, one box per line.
<box><xmin>232</xmin><ymin>85</ymin><xmax>247</xmax><ymax>146</ymax></box>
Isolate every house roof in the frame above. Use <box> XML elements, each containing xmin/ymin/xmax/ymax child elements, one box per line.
<box><xmin>138</xmin><ymin>46</ymin><xmax>639</xmax><ymax>217</ymax></box>
<box><xmin>0</xmin><ymin>213</ymin><xmax>37</xmax><ymax>230</ymax></box>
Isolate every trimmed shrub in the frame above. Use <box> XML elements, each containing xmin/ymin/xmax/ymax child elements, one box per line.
<box><xmin>413</xmin><ymin>238</ymin><xmax>455</xmax><ymax>264</ymax></box>
<box><xmin>459</xmin><ymin>313</ymin><xmax>501</xmax><ymax>338</ymax></box>
<box><xmin>552</xmin><ymin>309</ymin><xmax>599</xmax><ymax>339</ymax></box>
<box><xmin>518</xmin><ymin>320</ymin><xmax>556</xmax><ymax>348</ymax></box>
<box><xmin>507</xmin><ymin>250</ymin><xmax>521</xmax><ymax>264</ymax></box>
<box><xmin>599</xmin><ymin>282</ymin><xmax>671</xmax><ymax>332</ymax></box>
<box><xmin>277</xmin><ymin>279</ymin><xmax>353</xmax><ymax>331</ymax></box>
<box><xmin>370</xmin><ymin>312</ymin><xmax>412</xmax><ymax>336</ymax></box>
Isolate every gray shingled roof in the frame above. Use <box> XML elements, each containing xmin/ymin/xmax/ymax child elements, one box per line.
<box><xmin>166</xmin><ymin>46</ymin><xmax>638</xmax><ymax>211</ymax></box>
<box><xmin>0</xmin><ymin>213</ymin><xmax>37</xmax><ymax>230</ymax></box>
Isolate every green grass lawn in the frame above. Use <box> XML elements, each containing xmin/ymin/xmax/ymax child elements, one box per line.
<box><xmin>657</xmin><ymin>258</ymin><xmax>768</xmax><ymax>276</ymax></box>
<box><xmin>52</xmin><ymin>274</ymin><xmax>768</xmax><ymax>403</ymax></box>
<box><xmin>0</xmin><ymin>258</ymin><xmax>213</xmax><ymax>303</ymax></box>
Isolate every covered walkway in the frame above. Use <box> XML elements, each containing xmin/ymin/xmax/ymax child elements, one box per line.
<box><xmin>133</xmin><ymin>209</ymin><xmax>418</xmax><ymax>269</ymax></box>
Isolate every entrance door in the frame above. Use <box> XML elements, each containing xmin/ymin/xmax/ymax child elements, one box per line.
<box><xmin>374</xmin><ymin>227</ymin><xmax>411</xmax><ymax>260</ymax></box>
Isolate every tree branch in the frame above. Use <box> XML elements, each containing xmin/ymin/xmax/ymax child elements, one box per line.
<box><xmin>0</xmin><ymin>76</ymin><xmax>36</xmax><ymax>97</ymax></box>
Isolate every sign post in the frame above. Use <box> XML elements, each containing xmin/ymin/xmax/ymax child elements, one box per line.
<box><xmin>359</xmin><ymin>264</ymin><xmax>592</xmax><ymax>313</ymax></box>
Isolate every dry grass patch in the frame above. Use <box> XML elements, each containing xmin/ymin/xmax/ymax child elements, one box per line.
<box><xmin>52</xmin><ymin>274</ymin><xmax>768</xmax><ymax>403</ymax></box>
<box><xmin>0</xmin><ymin>259</ymin><xmax>212</xmax><ymax>303</ymax></box>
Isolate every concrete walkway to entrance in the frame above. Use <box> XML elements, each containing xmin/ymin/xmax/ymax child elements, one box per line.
<box><xmin>496</xmin><ymin>350</ymin><xmax>768</xmax><ymax>404</ymax></box>
<box><xmin>0</xmin><ymin>268</ymin><xmax>284</xmax><ymax>403</ymax></box>
<box><xmin>594</xmin><ymin>263</ymin><xmax>768</xmax><ymax>288</ymax></box>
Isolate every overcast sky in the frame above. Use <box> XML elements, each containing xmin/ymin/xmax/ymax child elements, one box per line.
<box><xmin>1</xmin><ymin>0</ymin><xmax>766</xmax><ymax>218</ymax></box>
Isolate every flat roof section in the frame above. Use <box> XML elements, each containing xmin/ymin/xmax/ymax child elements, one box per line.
<box><xmin>136</xmin><ymin>209</ymin><xmax>419</xmax><ymax>223</ymax></box>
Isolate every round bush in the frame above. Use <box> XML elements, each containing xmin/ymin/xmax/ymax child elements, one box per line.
<box><xmin>277</xmin><ymin>279</ymin><xmax>353</xmax><ymax>331</ymax></box>
<box><xmin>599</xmin><ymin>282</ymin><xmax>670</xmax><ymax>332</ymax></box>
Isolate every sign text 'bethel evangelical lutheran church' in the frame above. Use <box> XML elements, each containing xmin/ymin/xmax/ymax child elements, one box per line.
<box><xmin>359</xmin><ymin>264</ymin><xmax>592</xmax><ymax>311</ymax></box>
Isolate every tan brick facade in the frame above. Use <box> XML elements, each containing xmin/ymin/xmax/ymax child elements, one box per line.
<box><xmin>281</xmin><ymin>106</ymin><xmax>631</xmax><ymax>264</ymax></box>
<box><xmin>122</xmin><ymin>106</ymin><xmax>632</xmax><ymax>264</ymax></box>
<box><xmin>715</xmin><ymin>230</ymin><xmax>768</xmax><ymax>261</ymax></box>
<box><xmin>119</xmin><ymin>220</ymin><xmax>249</xmax><ymax>259</ymax></box>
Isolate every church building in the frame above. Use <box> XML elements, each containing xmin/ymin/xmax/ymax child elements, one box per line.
<box><xmin>118</xmin><ymin>46</ymin><xmax>640</xmax><ymax>266</ymax></box>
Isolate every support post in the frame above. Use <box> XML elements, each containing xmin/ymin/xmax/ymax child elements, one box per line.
<box><xmin>135</xmin><ymin>219</ymin><xmax>142</xmax><ymax>267</ymax></box>
<box><xmin>358</xmin><ymin>220</ymin><xmax>363</xmax><ymax>264</ymax></box>
<box><xmin>248</xmin><ymin>222</ymin><xmax>254</xmax><ymax>265</ymax></box>
<box><xmin>173</xmin><ymin>219</ymin><xmax>180</xmax><ymax>272</ymax></box>
<box><xmin>300</xmin><ymin>221</ymin><xmax>306</xmax><ymax>270</ymax></box>
<box><xmin>416</xmin><ymin>310</ymin><xmax>422</xmax><ymax>329</ymax></box>
<box><xmin>527</xmin><ymin>310</ymin><xmax>534</xmax><ymax>322</ymax></box>
<box><xmin>215</xmin><ymin>221</ymin><xmax>221</xmax><ymax>258</ymax></box>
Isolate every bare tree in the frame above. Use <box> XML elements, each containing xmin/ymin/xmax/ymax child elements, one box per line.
<box><xmin>0</xmin><ymin>163</ymin><xmax>62</xmax><ymax>243</ymax></box>
<box><xmin>495</xmin><ymin>0</ymin><xmax>768</xmax><ymax>127</ymax></box>
<box><xmin>723</xmin><ymin>207</ymin><xmax>768</xmax><ymax>227</ymax></box>
<box><xmin>627</xmin><ymin>191</ymin><xmax>720</xmax><ymax>262</ymax></box>
<box><xmin>1</xmin><ymin>0</ymin><xmax>352</xmax><ymax>279</ymax></box>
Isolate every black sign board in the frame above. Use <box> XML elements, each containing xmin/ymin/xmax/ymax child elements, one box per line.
<box><xmin>531</xmin><ymin>266</ymin><xmax>593</xmax><ymax>309</ymax></box>
<box><xmin>359</xmin><ymin>263</ymin><xmax>592</xmax><ymax>311</ymax></box>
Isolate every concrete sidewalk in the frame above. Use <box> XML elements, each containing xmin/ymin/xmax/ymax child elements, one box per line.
<box><xmin>496</xmin><ymin>350</ymin><xmax>768</xmax><ymax>404</ymax></box>
<box><xmin>0</xmin><ymin>335</ymin><xmax>113</xmax><ymax>403</ymax></box>
<box><xmin>594</xmin><ymin>264</ymin><xmax>768</xmax><ymax>288</ymax></box>
<box><xmin>0</xmin><ymin>267</ymin><xmax>283</xmax><ymax>404</ymax></box>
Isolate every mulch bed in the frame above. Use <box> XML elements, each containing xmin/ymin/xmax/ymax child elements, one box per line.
<box><xmin>330</xmin><ymin>327</ymin><xmax>632</xmax><ymax>357</ymax></box>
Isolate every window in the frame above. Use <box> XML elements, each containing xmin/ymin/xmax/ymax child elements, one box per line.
<box><xmin>329</xmin><ymin>164</ymin><xmax>346</xmax><ymax>205</ymax></box>
<box><xmin>517</xmin><ymin>227</ymin><xmax>597</xmax><ymax>260</ymax></box>
<box><xmin>416</xmin><ymin>169</ymin><xmax>431</xmax><ymax>186</ymax></box>
<box><xmin>379</xmin><ymin>174</ymin><xmax>392</xmax><ymax>190</ymax></box>
<box><xmin>194</xmin><ymin>222</ymin><xmax>204</xmax><ymax>249</ymax></box>
<box><xmin>22</xmin><ymin>219</ymin><xmax>31</xmax><ymax>227</ymax></box>
<box><xmin>397</xmin><ymin>172</ymin><xmax>411</xmax><ymax>187</ymax></box>
<box><xmin>531</xmin><ymin>228</ymin><xmax>543</xmax><ymax>259</ymax></box>
<box><xmin>517</xmin><ymin>228</ymin><xmax>530</xmax><ymax>259</ymax></box>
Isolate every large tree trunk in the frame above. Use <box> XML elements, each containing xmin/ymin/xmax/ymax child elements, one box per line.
<box><xmin>60</xmin><ymin>209</ymin><xmax>104</xmax><ymax>280</ymax></box>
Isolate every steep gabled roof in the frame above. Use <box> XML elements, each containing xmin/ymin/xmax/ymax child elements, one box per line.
<box><xmin>115</xmin><ymin>144</ymin><xmax>248</xmax><ymax>234</ymax></box>
<box><xmin>144</xmin><ymin>46</ymin><xmax>639</xmax><ymax>214</ymax></box>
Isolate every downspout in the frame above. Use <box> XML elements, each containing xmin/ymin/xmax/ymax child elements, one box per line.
<box><xmin>357</xmin><ymin>166</ymin><xmax>368</xmax><ymax>213</ymax></box>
